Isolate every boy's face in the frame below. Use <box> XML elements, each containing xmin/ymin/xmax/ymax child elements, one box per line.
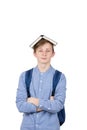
<box><xmin>34</xmin><ymin>42</ymin><xmax>55</xmax><ymax>64</ymax></box>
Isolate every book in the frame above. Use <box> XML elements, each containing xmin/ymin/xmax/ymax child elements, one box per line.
<box><xmin>29</xmin><ymin>35</ymin><xmax>58</xmax><ymax>48</ymax></box>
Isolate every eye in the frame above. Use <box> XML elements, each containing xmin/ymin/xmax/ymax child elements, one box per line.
<box><xmin>46</xmin><ymin>50</ymin><xmax>51</xmax><ymax>52</ymax></box>
<box><xmin>38</xmin><ymin>50</ymin><xmax>43</xmax><ymax>52</ymax></box>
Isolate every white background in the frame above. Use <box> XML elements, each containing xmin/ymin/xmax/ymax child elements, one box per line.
<box><xmin>0</xmin><ymin>0</ymin><xmax>87</xmax><ymax>130</ymax></box>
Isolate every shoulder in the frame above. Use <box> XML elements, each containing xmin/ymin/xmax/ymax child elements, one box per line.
<box><xmin>53</xmin><ymin>68</ymin><xmax>66</xmax><ymax>83</ymax></box>
<box><xmin>60</xmin><ymin>73</ymin><xmax>66</xmax><ymax>83</ymax></box>
<box><xmin>19</xmin><ymin>68</ymin><xmax>33</xmax><ymax>80</ymax></box>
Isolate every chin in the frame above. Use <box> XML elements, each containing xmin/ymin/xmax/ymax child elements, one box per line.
<box><xmin>39</xmin><ymin>59</ymin><xmax>50</xmax><ymax>64</ymax></box>
<box><xmin>41</xmin><ymin>61</ymin><xmax>49</xmax><ymax>64</ymax></box>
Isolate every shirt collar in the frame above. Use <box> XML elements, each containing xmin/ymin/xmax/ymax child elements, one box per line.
<box><xmin>34</xmin><ymin>65</ymin><xmax>53</xmax><ymax>76</ymax></box>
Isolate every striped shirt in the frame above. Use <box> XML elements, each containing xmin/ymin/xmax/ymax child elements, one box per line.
<box><xmin>16</xmin><ymin>66</ymin><xmax>66</xmax><ymax>130</ymax></box>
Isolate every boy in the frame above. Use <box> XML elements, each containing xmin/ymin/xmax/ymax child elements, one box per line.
<box><xmin>16</xmin><ymin>35</ymin><xmax>66</xmax><ymax>130</ymax></box>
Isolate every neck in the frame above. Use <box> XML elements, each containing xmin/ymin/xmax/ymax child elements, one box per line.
<box><xmin>37</xmin><ymin>63</ymin><xmax>51</xmax><ymax>72</ymax></box>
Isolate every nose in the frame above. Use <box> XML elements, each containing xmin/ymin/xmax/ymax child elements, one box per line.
<box><xmin>42</xmin><ymin>51</ymin><xmax>47</xmax><ymax>56</ymax></box>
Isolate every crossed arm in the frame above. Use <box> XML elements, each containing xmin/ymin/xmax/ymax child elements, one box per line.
<box><xmin>27</xmin><ymin>96</ymin><xmax>54</xmax><ymax>112</ymax></box>
<box><xmin>16</xmin><ymin>72</ymin><xmax>66</xmax><ymax>114</ymax></box>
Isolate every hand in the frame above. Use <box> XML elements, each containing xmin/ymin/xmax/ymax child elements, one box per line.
<box><xmin>36</xmin><ymin>108</ymin><xmax>42</xmax><ymax>112</ymax></box>
<box><xmin>27</xmin><ymin>97</ymin><xmax>42</xmax><ymax>112</ymax></box>
<box><xmin>27</xmin><ymin>97</ymin><xmax>39</xmax><ymax>106</ymax></box>
<box><xmin>50</xmin><ymin>96</ymin><xmax>54</xmax><ymax>100</ymax></box>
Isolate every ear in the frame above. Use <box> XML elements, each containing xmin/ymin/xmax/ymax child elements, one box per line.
<box><xmin>33</xmin><ymin>51</ymin><xmax>37</xmax><ymax>57</ymax></box>
<box><xmin>52</xmin><ymin>52</ymin><xmax>55</xmax><ymax>57</ymax></box>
